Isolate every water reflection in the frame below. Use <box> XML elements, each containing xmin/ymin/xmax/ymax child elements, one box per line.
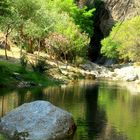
<box><xmin>0</xmin><ymin>81</ymin><xmax>140</xmax><ymax>140</ymax></box>
<box><xmin>85</xmin><ymin>84</ymin><xmax>106</xmax><ymax>140</ymax></box>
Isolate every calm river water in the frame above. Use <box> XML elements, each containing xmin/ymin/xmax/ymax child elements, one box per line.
<box><xmin>0</xmin><ymin>80</ymin><xmax>140</xmax><ymax>140</ymax></box>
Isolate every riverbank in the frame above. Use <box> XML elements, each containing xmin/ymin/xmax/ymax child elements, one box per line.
<box><xmin>0</xmin><ymin>46</ymin><xmax>140</xmax><ymax>90</ymax></box>
<box><xmin>0</xmin><ymin>60</ymin><xmax>59</xmax><ymax>88</ymax></box>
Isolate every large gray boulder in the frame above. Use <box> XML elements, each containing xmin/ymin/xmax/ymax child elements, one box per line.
<box><xmin>0</xmin><ymin>101</ymin><xmax>76</xmax><ymax>140</ymax></box>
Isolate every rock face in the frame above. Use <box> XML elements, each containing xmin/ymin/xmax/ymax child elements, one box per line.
<box><xmin>0</xmin><ymin>101</ymin><xmax>76</xmax><ymax>140</ymax></box>
<box><xmin>100</xmin><ymin>0</ymin><xmax>140</xmax><ymax>35</ymax></box>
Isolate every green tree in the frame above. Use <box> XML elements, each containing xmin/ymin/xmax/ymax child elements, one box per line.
<box><xmin>0</xmin><ymin>0</ymin><xmax>92</xmax><ymax>63</ymax></box>
<box><xmin>0</xmin><ymin>0</ymin><xmax>10</xmax><ymax>16</ymax></box>
<box><xmin>11</xmin><ymin>0</ymin><xmax>56</xmax><ymax>53</ymax></box>
<box><xmin>101</xmin><ymin>16</ymin><xmax>140</xmax><ymax>62</ymax></box>
<box><xmin>45</xmin><ymin>13</ymin><xmax>89</xmax><ymax>62</ymax></box>
<box><xmin>70</xmin><ymin>6</ymin><xmax>95</xmax><ymax>37</ymax></box>
<box><xmin>0</xmin><ymin>0</ymin><xmax>19</xmax><ymax>59</ymax></box>
<box><xmin>47</xmin><ymin>0</ymin><xmax>95</xmax><ymax>37</ymax></box>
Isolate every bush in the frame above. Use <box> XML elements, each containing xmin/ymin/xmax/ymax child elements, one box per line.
<box><xmin>101</xmin><ymin>16</ymin><xmax>140</xmax><ymax>62</ymax></box>
<box><xmin>45</xmin><ymin>13</ymin><xmax>90</xmax><ymax>62</ymax></box>
<box><xmin>30</xmin><ymin>57</ymin><xmax>47</xmax><ymax>73</ymax></box>
<box><xmin>20</xmin><ymin>53</ymin><xmax>27</xmax><ymax>71</ymax></box>
<box><xmin>48</xmin><ymin>0</ymin><xmax>95</xmax><ymax>37</ymax></box>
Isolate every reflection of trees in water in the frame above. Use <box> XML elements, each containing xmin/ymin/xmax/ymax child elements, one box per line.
<box><xmin>0</xmin><ymin>85</ymin><xmax>87</xmax><ymax>118</ymax></box>
<box><xmin>85</xmin><ymin>84</ymin><xmax>107</xmax><ymax>140</ymax></box>
<box><xmin>0</xmin><ymin>88</ymin><xmax>44</xmax><ymax>117</ymax></box>
<box><xmin>0</xmin><ymin>96</ymin><xmax>4</xmax><ymax>117</ymax></box>
<box><xmin>97</xmin><ymin>124</ymin><xmax>128</xmax><ymax>140</ymax></box>
<box><xmin>97</xmin><ymin>83</ymin><xmax>140</xmax><ymax>140</ymax></box>
<box><xmin>43</xmin><ymin>85</ymin><xmax>87</xmax><ymax>119</ymax></box>
<box><xmin>0</xmin><ymin>89</ymin><xmax>19</xmax><ymax>117</ymax></box>
<box><xmin>1</xmin><ymin>82</ymin><xmax>140</xmax><ymax>140</ymax></box>
<box><xmin>84</xmin><ymin>84</ymin><xmax>130</xmax><ymax>140</ymax></box>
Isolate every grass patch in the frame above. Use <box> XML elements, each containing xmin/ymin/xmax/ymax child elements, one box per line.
<box><xmin>0</xmin><ymin>61</ymin><xmax>19</xmax><ymax>87</ymax></box>
<box><xmin>0</xmin><ymin>60</ymin><xmax>59</xmax><ymax>87</ymax></box>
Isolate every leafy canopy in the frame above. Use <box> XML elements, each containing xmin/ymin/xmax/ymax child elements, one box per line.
<box><xmin>101</xmin><ymin>16</ymin><xmax>140</xmax><ymax>62</ymax></box>
<box><xmin>0</xmin><ymin>0</ymin><xmax>94</xmax><ymax>62</ymax></box>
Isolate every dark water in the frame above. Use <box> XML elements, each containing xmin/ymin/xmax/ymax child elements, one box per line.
<box><xmin>0</xmin><ymin>80</ymin><xmax>140</xmax><ymax>140</ymax></box>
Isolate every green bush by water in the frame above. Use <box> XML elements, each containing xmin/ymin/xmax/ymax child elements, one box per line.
<box><xmin>101</xmin><ymin>16</ymin><xmax>140</xmax><ymax>62</ymax></box>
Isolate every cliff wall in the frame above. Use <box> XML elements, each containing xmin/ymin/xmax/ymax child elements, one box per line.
<box><xmin>100</xmin><ymin>0</ymin><xmax>140</xmax><ymax>35</ymax></box>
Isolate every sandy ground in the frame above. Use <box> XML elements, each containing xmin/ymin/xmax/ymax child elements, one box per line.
<box><xmin>0</xmin><ymin>47</ymin><xmax>21</xmax><ymax>63</ymax></box>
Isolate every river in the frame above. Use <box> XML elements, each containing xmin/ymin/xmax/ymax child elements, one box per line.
<box><xmin>0</xmin><ymin>80</ymin><xmax>140</xmax><ymax>140</ymax></box>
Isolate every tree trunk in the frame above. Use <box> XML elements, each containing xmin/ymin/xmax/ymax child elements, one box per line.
<box><xmin>28</xmin><ymin>38</ymin><xmax>33</xmax><ymax>53</ymax></box>
<box><xmin>19</xmin><ymin>24</ymin><xmax>24</xmax><ymax>40</ymax></box>
<box><xmin>5</xmin><ymin>34</ymin><xmax>8</xmax><ymax>60</ymax></box>
<box><xmin>37</xmin><ymin>39</ymin><xmax>40</xmax><ymax>58</ymax></box>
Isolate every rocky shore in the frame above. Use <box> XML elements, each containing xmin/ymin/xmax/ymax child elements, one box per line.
<box><xmin>1</xmin><ymin>47</ymin><xmax>140</xmax><ymax>89</ymax></box>
<box><xmin>47</xmin><ymin>60</ymin><xmax>140</xmax><ymax>83</ymax></box>
<box><xmin>46</xmin><ymin>60</ymin><xmax>140</xmax><ymax>93</ymax></box>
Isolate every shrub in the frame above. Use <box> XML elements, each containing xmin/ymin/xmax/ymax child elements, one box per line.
<box><xmin>30</xmin><ymin>57</ymin><xmax>47</xmax><ymax>73</ymax></box>
<box><xmin>55</xmin><ymin>13</ymin><xmax>89</xmax><ymax>61</ymax></box>
<box><xmin>101</xmin><ymin>16</ymin><xmax>140</xmax><ymax>62</ymax></box>
<box><xmin>20</xmin><ymin>53</ymin><xmax>27</xmax><ymax>71</ymax></box>
<box><xmin>44</xmin><ymin>13</ymin><xmax>90</xmax><ymax>62</ymax></box>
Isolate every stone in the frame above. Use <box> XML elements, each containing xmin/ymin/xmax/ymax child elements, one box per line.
<box><xmin>124</xmin><ymin>74</ymin><xmax>138</xmax><ymax>82</ymax></box>
<box><xmin>12</xmin><ymin>72</ymin><xmax>22</xmax><ymax>80</ymax></box>
<box><xmin>100</xmin><ymin>0</ymin><xmax>140</xmax><ymax>35</ymax></box>
<box><xmin>17</xmin><ymin>81</ymin><xmax>36</xmax><ymax>88</ymax></box>
<box><xmin>0</xmin><ymin>101</ymin><xmax>76</xmax><ymax>140</ymax></box>
<box><xmin>114</xmin><ymin>66</ymin><xmax>139</xmax><ymax>81</ymax></box>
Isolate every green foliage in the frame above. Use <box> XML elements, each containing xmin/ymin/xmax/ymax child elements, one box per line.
<box><xmin>12</xmin><ymin>0</ymin><xmax>40</xmax><ymax>20</ymax></box>
<box><xmin>45</xmin><ymin>13</ymin><xmax>89</xmax><ymax>61</ymax></box>
<box><xmin>0</xmin><ymin>0</ymin><xmax>93</xmax><ymax>62</ymax></box>
<box><xmin>14</xmin><ymin>0</ymin><xmax>55</xmax><ymax>38</ymax></box>
<box><xmin>74</xmin><ymin>56</ymin><xmax>86</xmax><ymax>66</ymax></box>
<box><xmin>30</xmin><ymin>57</ymin><xmax>47</xmax><ymax>73</ymax></box>
<box><xmin>0</xmin><ymin>60</ymin><xmax>57</xmax><ymax>87</ymax></box>
<box><xmin>50</xmin><ymin>0</ymin><xmax>95</xmax><ymax>37</ymax></box>
<box><xmin>101</xmin><ymin>37</ymin><xmax>120</xmax><ymax>58</ymax></box>
<box><xmin>0</xmin><ymin>0</ymin><xmax>11</xmax><ymax>16</ymax></box>
<box><xmin>54</xmin><ymin>13</ymin><xmax>89</xmax><ymax>61</ymax></box>
<box><xmin>0</xmin><ymin>61</ymin><xmax>20</xmax><ymax>86</ymax></box>
<box><xmin>20</xmin><ymin>53</ymin><xmax>27</xmax><ymax>71</ymax></box>
<box><xmin>0</xmin><ymin>0</ymin><xmax>16</xmax><ymax>31</ymax></box>
<box><xmin>101</xmin><ymin>16</ymin><xmax>140</xmax><ymax>62</ymax></box>
<box><xmin>8</xmin><ymin>0</ymin><xmax>57</xmax><ymax>53</ymax></box>
<box><xmin>42</xmin><ymin>0</ymin><xmax>91</xmax><ymax>62</ymax></box>
<box><xmin>0</xmin><ymin>64</ymin><xmax>10</xmax><ymax>76</ymax></box>
<box><xmin>48</xmin><ymin>0</ymin><xmax>74</xmax><ymax>13</ymax></box>
<box><xmin>70</xmin><ymin>6</ymin><xmax>95</xmax><ymax>37</ymax></box>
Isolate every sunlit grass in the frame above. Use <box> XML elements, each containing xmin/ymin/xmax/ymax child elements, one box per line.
<box><xmin>0</xmin><ymin>60</ymin><xmax>58</xmax><ymax>87</ymax></box>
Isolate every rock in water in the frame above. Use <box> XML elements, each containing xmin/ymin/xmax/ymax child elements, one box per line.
<box><xmin>0</xmin><ymin>101</ymin><xmax>76</xmax><ymax>140</ymax></box>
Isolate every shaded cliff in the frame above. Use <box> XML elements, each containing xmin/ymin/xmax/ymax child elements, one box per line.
<box><xmin>100</xmin><ymin>0</ymin><xmax>140</xmax><ymax>36</ymax></box>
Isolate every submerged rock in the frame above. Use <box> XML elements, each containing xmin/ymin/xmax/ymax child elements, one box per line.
<box><xmin>0</xmin><ymin>101</ymin><xmax>76</xmax><ymax>140</ymax></box>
